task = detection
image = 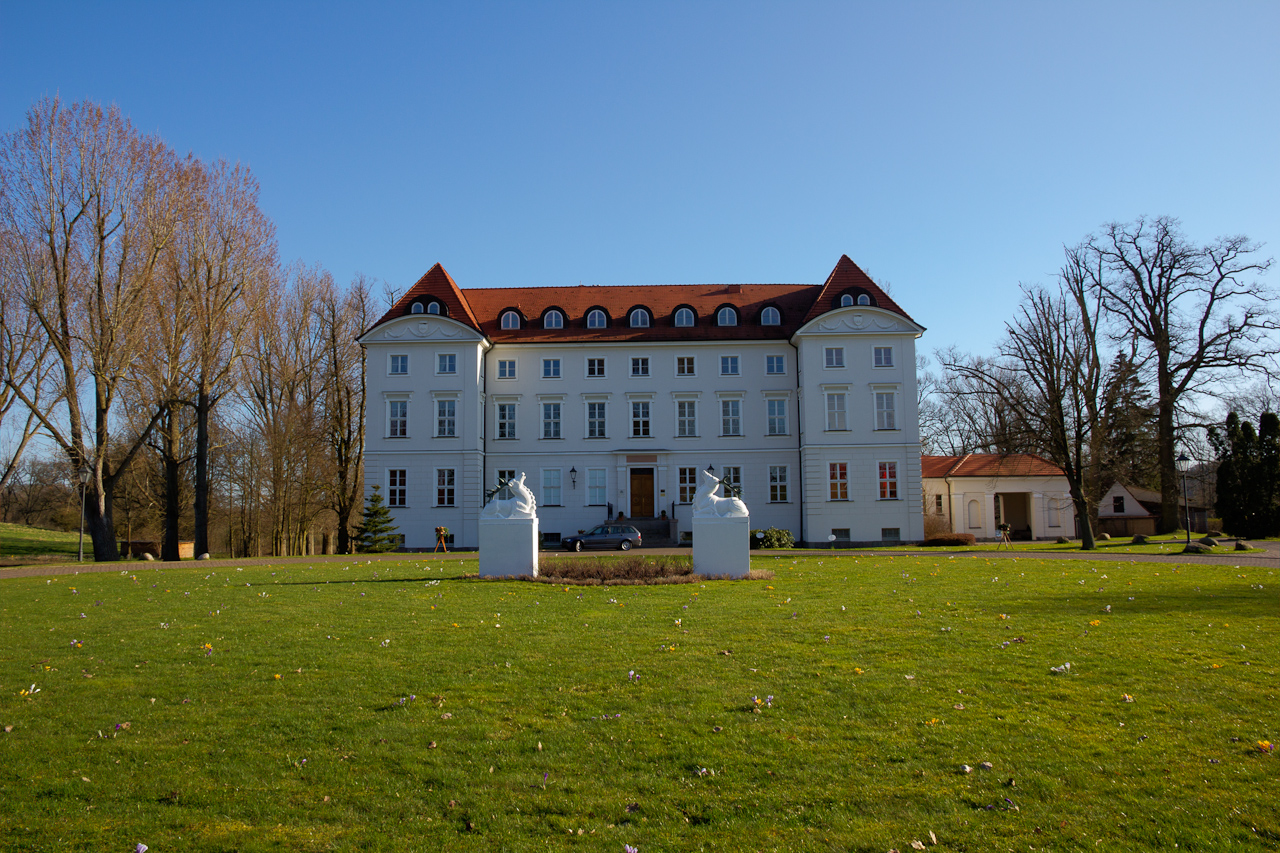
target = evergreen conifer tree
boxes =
[355,485,400,552]
[1209,412,1280,538]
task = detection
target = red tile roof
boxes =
[922,454,1066,478]
[367,256,920,342]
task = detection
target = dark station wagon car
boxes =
[562,524,643,551]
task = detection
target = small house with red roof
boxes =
[358,256,926,548]
[921,454,1074,540]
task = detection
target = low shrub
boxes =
[750,527,795,549]
[921,533,976,546]
[533,554,695,585]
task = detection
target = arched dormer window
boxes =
[674,307,695,327]
[760,306,781,326]
[586,309,607,329]
[427,302,441,315]
[857,294,871,306]
[501,310,521,330]
[543,310,564,329]
[716,306,738,327]
[629,308,650,328]
[411,302,424,314]
[839,294,854,308]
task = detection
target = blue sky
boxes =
[3,1,1277,356]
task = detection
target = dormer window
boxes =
[544,310,564,329]
[411,302,425,314]
[587,309,607,329]
[501,311,520,330]
[674,307,695,327]
[760,306,780,326]
[857,294,871,306]
[428,302,441,315]
[839,294,853,308]
[629,308,650,328]
[716,306,738,327]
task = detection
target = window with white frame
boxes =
[427,302,441,315]
[857,294,870,305]
[497,359,516,379]
[766,398,787,435]
[542,358,561,379]
[720,355,739,375]
[674,308,694,327]
[436,399,456,437]
[587,468,607,505]
[721,399,741,436]
[824,347,845,368]
[678,467,697,503]
[677,400,697,437]
[766,355,785,375]
[826,393,847,431]
[722,466,742,495]
[411,303,424,314]
[586,309,607,329]
[390,354,408,375]
[832,527,851,540]
[839,294,854,308]
[388,469,407,507]
[761,306,780,325]
[631,357,649,377]
[875,390,897,430]
[587,401,607,438]
[541,469,562,506]
[881,527,901,542]
[435,468,455,506]
[769,466,788,502]
[829,462,848,500]
[587,357,606,378]
[437,353,456,374]
[501,311,520,329]
[388,400,408,437]
[495,469,516,500]
[543,310,563,329]
[542,403,561,438]
[629,308,650,328]
[677,356,695,376]
[874,346,894,367]
[631,401,650,437]
[497,403,516,439]
[717,306,738,326]
[878,461,898,499]
[935,494,944,515]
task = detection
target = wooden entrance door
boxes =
[629,468,655,517]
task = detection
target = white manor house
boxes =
[359,255,926,549]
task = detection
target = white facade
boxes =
[359,258,926,548]
[921,455,1073,540]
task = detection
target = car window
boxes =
[590,526,607,535]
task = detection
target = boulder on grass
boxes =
[141,552,155,561]
[1198,536,1219,547]
[1183,542,1212,554]
[1234,540,1250,551]
[1132,534,1150,545]
[1097,532,1111,540]
[197,553,210,560]
[1055,536,1071,544]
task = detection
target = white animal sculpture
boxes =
[692,468,748,519]
[480,472,537,519]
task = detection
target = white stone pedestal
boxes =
[693,515,750,578]
[479,517,539,578]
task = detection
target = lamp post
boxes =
[77,464,91,562]
[569,467,577,489]
[1176,452,1191,544]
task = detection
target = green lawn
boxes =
[0,522,82,560]
[1,554,1276,851]
[867,532,1266,557]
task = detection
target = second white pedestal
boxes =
[479,516,540,578]
[693,515,750,578]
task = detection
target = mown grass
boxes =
[869,531,1267,557]
[1,554,1276,852]
[0,522,81,561]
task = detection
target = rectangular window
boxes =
[388,469,406,507]
[542,403,561,438]
[1112,495,1125,513]
[720,355,739,375]
[766,355,785,375]
[874,346,894,368]
[497,403,516,439]
[587,358,606,378]
[677,400,697,437]
[722,466,742,496]
[678,467,698,504]
[496,469,516,501]
[436,399,456,437]
[769,465,788,503]
[390,354,408,375]
[587,468,607,505]
[436,468,455,507]
[881,527,901,542]
[631,401,650,437]
[437,353,456,374]
[587,401,607,438]
[829,462,848,501]
[542,358,561,379]
[824,347,844,368]
[631,357,649,377]
[388,400,408,437]
[832,528,851,541]
[879,461,898,500]
[876,391,896,430]
[826,393,847,431]
[497,359,516,379]
[767,399,787,435]
[542,469,562,506]
[721,399,741,436]
[935,494,944,514]
[677,356,695,376]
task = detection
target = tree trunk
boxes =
[85,485,120,561]
[194,387,211,556]
[1157,388,1179,534]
